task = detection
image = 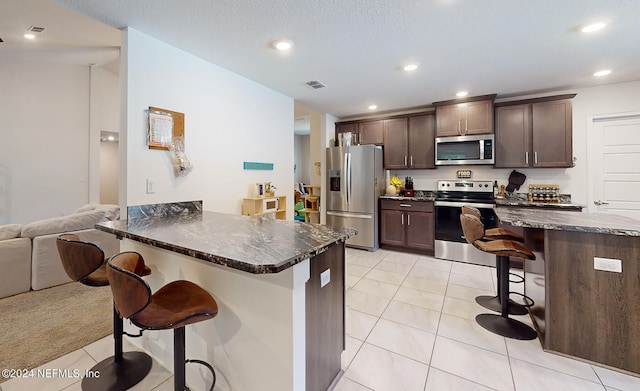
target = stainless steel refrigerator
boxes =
[326,144,384,251]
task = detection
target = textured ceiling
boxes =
[5,0,640,119]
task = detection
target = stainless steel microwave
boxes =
[435,134,495,165]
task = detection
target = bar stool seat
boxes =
[56,234,153,391]
[460,214,538,340]
[107,251,219,391]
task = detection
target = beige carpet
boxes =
[0,282,112,383]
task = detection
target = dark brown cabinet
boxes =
[383,115,435,169]
[495,95,574,168]
[335,121,383,146]
[380,200,434,252]
[434,96,495,136]
[358,120,384,145]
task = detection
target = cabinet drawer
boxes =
[380,200,433,212]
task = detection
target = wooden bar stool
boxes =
[56,234,152,391]
[107,251,219,391]
[462,205,529,315]
[460,214,537,340]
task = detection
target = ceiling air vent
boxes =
[305,80,326,90]
[28,26,46,33]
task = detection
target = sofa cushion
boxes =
[20,209,106,239]
[0,224,23,241]
[73,203,100,214]
[95,204,120,221]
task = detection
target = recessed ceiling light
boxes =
[581,22,606,33]
[272,39,293,51]
[107,136,115,141]
[456,91,468,97]
[24,33,36,40]
[593,69,611,77]
[368,105,378,110]
[403,64,418,72]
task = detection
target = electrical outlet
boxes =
[146,179,156,194]
[594,257,622,273]
[320,269,330,288]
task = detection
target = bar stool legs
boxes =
[475,256,537,340]
[475,259,529,316]
[81,308,152,391]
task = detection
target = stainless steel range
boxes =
[434,180,497,267]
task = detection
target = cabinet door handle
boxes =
[399,204,412,207]
[534,151,538,164]
[410,155,413,167]
[407,214,411,225]
[404,155,408,166]
[401,214,404,225]
[525,151,529,165]
[457,121,461,135]
[465,120,468,132]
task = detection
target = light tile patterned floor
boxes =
[3,248,640,391]
[336,248,640,391]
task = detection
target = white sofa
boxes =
[0,204,120,298]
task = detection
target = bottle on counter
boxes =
[493,180,498,196]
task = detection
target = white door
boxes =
[589,113,640,220]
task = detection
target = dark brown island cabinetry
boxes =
[495,94,575,168]
[335,120,383,145]
[383,115,435,169]
[380,200,434,253]
[433,94,496,136]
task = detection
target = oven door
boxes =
[434,201,497,266]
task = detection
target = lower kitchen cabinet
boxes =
[380,200,434,253]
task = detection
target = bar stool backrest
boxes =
[461,205,482,220]
[56,233,105,283]
[107,252,152,319]
[460,213,486,244]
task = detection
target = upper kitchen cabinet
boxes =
[358,120,384,145]
[335,122,357,145]
[495,94,575,168]
[383,114,435,169]
[335,120,383,145]
[434,94,497,136]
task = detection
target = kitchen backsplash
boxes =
[388,166,575,197]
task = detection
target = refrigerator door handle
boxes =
[346,152,352,205]
[343,152,349,205]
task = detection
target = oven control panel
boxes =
[438,180,493,193]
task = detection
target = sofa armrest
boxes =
[31,228,119,291]
[0,238,31,298]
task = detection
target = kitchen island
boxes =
[495,207,640,376]
[96,201,356,391]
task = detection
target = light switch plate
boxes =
[320,269,330,288]
[594,257,622,273]
[146,179,156,194]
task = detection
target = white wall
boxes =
[99,141,119,204]
[0,61,91,224]
[122,28,294,217]
[294,135,310,184]
[390,81,640,206]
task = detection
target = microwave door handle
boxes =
[480,140,485,159]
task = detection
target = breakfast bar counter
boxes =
[96,201,356,391]
[494,207,640,376]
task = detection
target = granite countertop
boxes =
[96,204,356,274]
[495,207,640,236]
[380,190,436,201]
[495,198,585,210]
